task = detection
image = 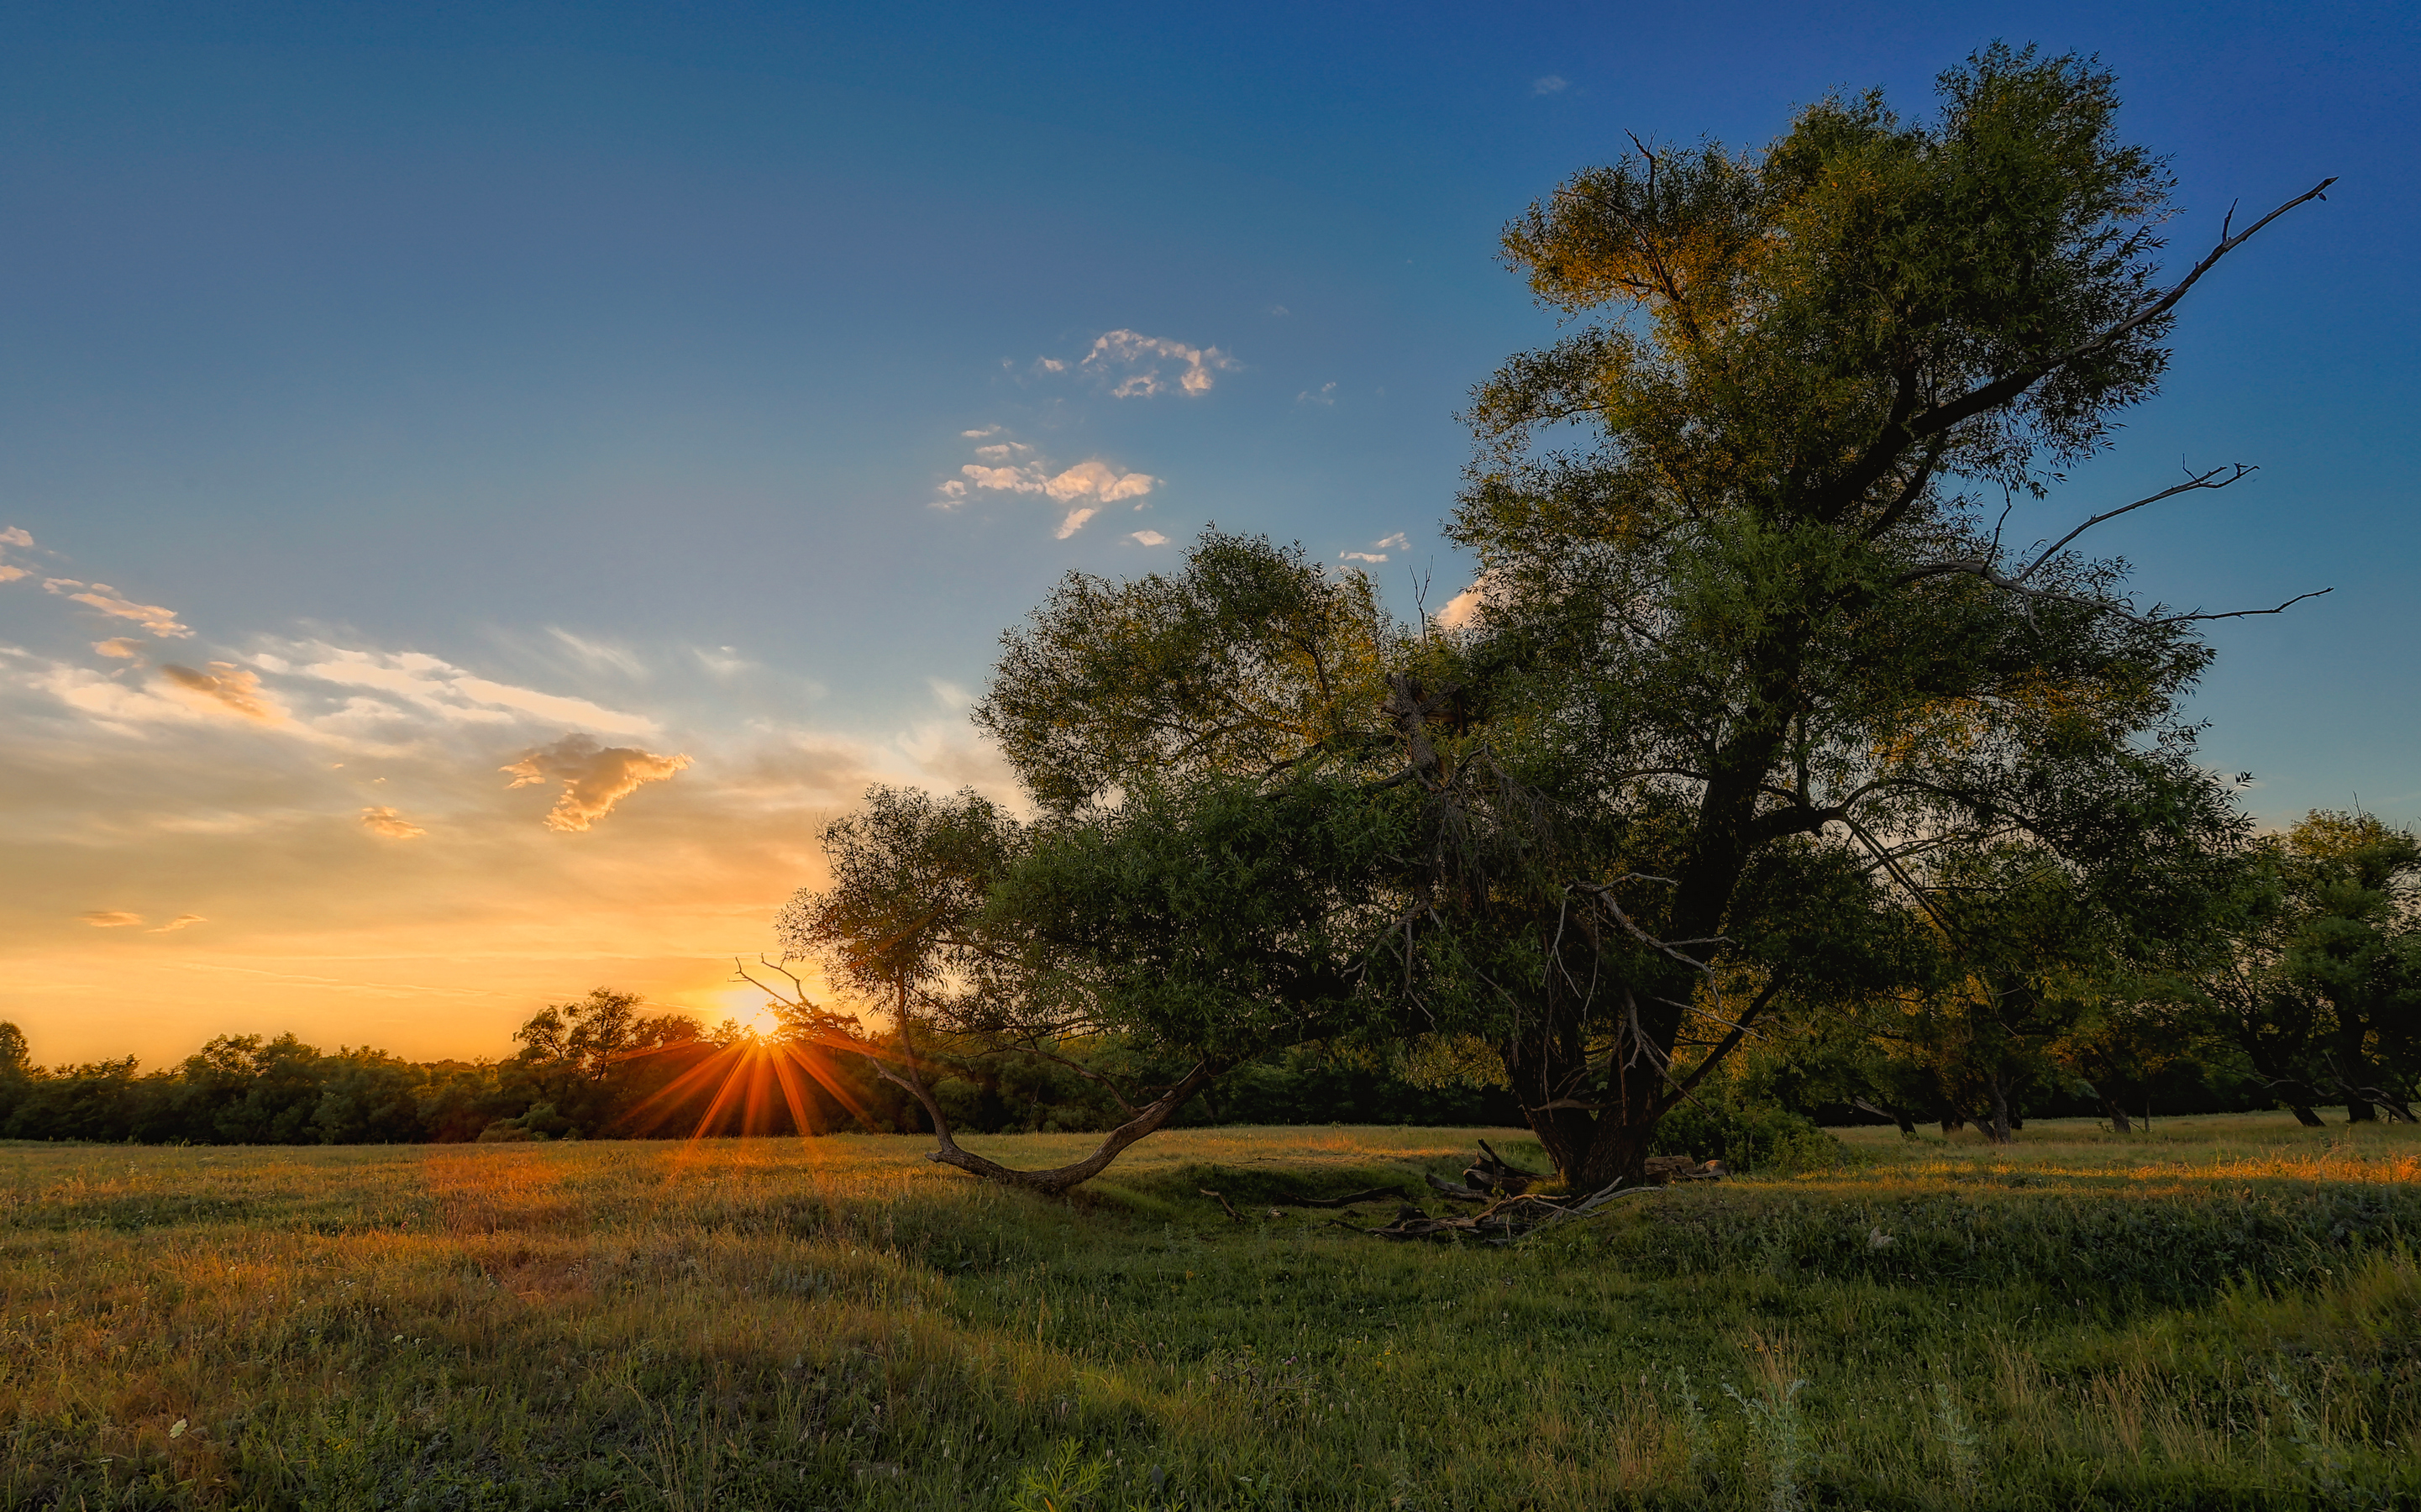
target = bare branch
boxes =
[1907,180,2338,447]
[2011,464,2253,581]
[2154,588,2334,624]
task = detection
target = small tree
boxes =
[2275,811,2418,1121]
[773,776,1400,1190]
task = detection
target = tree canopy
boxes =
[780,45,2336,1192]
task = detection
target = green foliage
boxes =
[1649,1095,1843,1176]
[975,530,1397,815]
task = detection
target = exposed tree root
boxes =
[1337,1143,1722,1242]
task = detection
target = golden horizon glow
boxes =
[0,542,1019,1071]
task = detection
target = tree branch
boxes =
[2010,464,2253,581]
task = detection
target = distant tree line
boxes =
[0,988,1525,1147]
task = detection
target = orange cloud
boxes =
[94,638,145,659]
[81,911,144,927]
[502,734,692,832]
[44,579,192,638]
[159,662,278,720]
[360,806,427,839]
[153,914,207,932]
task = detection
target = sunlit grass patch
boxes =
[1,1115,2417,1508]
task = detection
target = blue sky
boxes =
[2,1,2413,1062]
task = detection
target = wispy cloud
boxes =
[1055,507,1099,539]
[1532,75,1568,96]
[547,627,647,678]
[159,662,280,721]
[152,913,207,932]
[1130,530,1168,546]
[93,638,144,659]
[0,526,32,583]
[1340,532,1410,564]
[265,644,661,737]
[43,579,192,638]
[1296,382,1337,406]
[360,806,426,839]
[502,733,692,832]
[81,911,144,927]
[1075,330,1237,397]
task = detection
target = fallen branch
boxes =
[1268,1187,1409,1209]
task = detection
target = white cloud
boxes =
[942,433,1161,519]
[1297,382,1337,406]
[1437,584,1490,629]
[1532,75,1568,96]
[502,733,692,832]
[0,528,29,548]
[1056,507,1099,539]
[42,579,192,638]
[927,678,973,710]
[81,911,144,927]
[1076,330,1238,397]
[360,806,426,839]
[1342,532,1410,564]
[280,645,661,737]
[548,627,647,678]
[32,662,231,731]
[1033,357,1068,374]
[961,426,1002,438]
[1130,530,1169,547]
[1044,460,1157,504]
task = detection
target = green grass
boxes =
[3,1116,2418,1509]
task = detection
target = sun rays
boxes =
[613,1027,880,1142]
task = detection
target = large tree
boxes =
[976,46,2326,1189]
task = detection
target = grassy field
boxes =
[3,1116,2418,1510]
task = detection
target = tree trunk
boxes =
[2287,1103,2326,1128]
[2095,1090,2132,1136]
[2331,1026,2379,1123]
[1851,1098,1918,1137]
[1985,1074,2013,1145]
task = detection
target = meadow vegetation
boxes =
[4,1114,2416,1509]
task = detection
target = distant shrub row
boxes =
[0,991,1526,1147]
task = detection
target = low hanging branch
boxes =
[868,1045,1227,1194]
[735,958,1229,1195]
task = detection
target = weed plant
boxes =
[1,1116,2416,1509]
